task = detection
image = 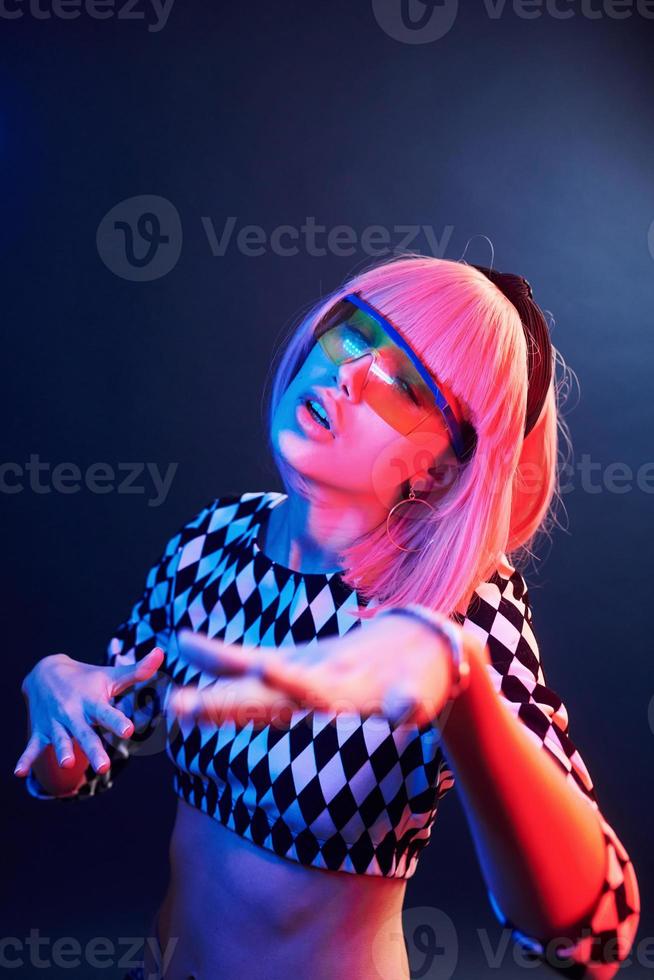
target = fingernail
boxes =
[60,755,73,766]
[14,765,23,775]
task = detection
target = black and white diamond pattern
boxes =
[161,491,454,877]
[26,490,639,975]
[453,570,639,973]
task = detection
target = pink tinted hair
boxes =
[264,253,573,620]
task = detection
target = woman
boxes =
[16,256,640,979]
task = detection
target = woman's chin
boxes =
[277,428,333,460]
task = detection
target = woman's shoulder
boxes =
[173,490,279,546]
[455,553,528,613]
[457,553,537,669]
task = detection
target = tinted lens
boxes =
[365,355,438,434]
[317,308,377,361]
[315,306,439,435]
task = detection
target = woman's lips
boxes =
[303,389,339,434]
[296,402,334,442]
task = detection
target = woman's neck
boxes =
[262,489,386,575]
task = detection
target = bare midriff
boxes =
[144,798,409,980]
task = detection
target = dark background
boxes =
[3,2,653,977]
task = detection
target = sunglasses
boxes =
[313,293,474,461]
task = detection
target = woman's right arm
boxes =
[15,496,222,801]
[16,648,165,797]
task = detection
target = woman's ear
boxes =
[424,456,459,497]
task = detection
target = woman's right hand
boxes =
[14,647,165,781]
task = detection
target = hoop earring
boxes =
[386,482,436,553]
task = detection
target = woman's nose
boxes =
[336,353,374,402]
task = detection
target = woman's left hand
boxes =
[168,613,485,729]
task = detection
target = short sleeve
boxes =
[25,501,217,802]
[455,566,641,977]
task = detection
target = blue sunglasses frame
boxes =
[319,292,472,461]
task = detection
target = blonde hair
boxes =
[264,253,573,619]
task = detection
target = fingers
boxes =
[110,647,164,697]
[69,721,111,773]
[176,630,340,679]
[51,720,76,767]
[169,677,300,729]
[246,638,357,705]
[87,701,134,739]
[14,731,48,777]
[176,630,257,676]
[257,657,328,705]
[248,657,433,723]
[167,622,451,727]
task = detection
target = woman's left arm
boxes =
[167,579,640,978]
[422,586,641,979]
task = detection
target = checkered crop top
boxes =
[27,490,640,976]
